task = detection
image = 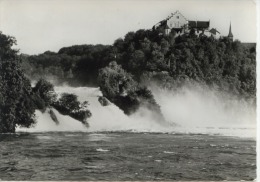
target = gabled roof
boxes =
[209,28,220,35]
[168,10,188,21]
[188,21,210,29]
[196,21,210,28]
[188,21,197,28]
[154,20,170,29]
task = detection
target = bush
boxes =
[32,94,46,112]
[57,93,80,112]
[33,79,57,108]
[52,93,91,126]
[98,62,165,122]
[113,87,164,121]
[98,61,137,99]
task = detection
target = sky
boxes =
[0,0,257,55]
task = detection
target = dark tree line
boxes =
[21,45,112,86]
[21,28,256,101]
[111,29,255,100]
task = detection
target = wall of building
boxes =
[166,12,188,29]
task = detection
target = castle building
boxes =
[208,28,221,39]
[153,11,221,39]
[164,11,188,35]
[153,11,188,35]
[188,20,210,32]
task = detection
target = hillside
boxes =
[21,28,256,100]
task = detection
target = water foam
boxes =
[152,84,256,138]
[17,108,87,132]
[18,85,256,138]
[18,86,165,133]
[153,85,256,127]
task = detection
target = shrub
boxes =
[33,79,57,107]
[52,93,91,126]
[98,62,165,122]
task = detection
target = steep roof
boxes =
[188,21,210,29]
[168,10,188,21]
[196,21,210,28]
[160,20,170,29]
[209,28,220,35]
[188,21,197,28]
[228,22,233,37]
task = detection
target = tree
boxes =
[98,61,165,121]
[128,50,146,76]
[18,27,256,103]
[33,79,57,107]
[98,61,137,99]
[57,93,80,112]
[0,32,36,133]
[52,93,91,125]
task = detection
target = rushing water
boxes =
[17,86,256,138]
[1,86,256,180]
[0,132,256,181]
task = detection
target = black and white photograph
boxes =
[0,0,257,181]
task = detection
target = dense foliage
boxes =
[0,32,36,133]
[31,79,92,126]
[0,31,92,133]
[52,93,91,126]
[32,78,57,111]
[21,45,112,86]
[0,17,256,131]
[21,29,256,101]
[98,61,165,121]
[112,30,256,100]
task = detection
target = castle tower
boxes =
[227,22,233,41]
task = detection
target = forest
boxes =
[0,26,256,132]
[21,28,256,100]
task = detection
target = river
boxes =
[0,132,256,180]
[0,86,256,180]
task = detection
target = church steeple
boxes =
[228,22,233,41]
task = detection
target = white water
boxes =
[54,87,166,132]
[18,86,165,133]
[17,108,87,132]
[18,85,256,138]
[152,85,256,137]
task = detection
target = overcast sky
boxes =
[0,0,257,55]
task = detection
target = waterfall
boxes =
[17,85,256,138]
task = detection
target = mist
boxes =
[151,83,256,135]
[18,83,256,138]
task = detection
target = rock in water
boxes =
[49,109,59,125]
[98,96,110,106]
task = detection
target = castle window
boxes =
[177,16,179,19]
